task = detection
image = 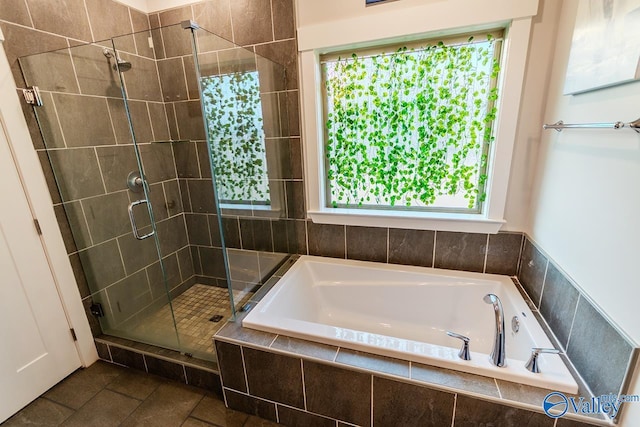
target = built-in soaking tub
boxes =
[242,256,578,394]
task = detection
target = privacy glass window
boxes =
[202,71,270,205]
[321,33,502,212]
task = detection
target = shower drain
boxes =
[209,314,224,323]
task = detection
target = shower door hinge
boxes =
[22,86,43,107]
[180,19,200,30]
[33,218,42,235]
[70,328,78,342]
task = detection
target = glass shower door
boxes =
[19,41,181,350]
[187,24,297,319]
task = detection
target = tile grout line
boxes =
[269,0,276,42]
[145,102,157,141]
[482,234,489,273]
[128,8,139,57]
[82,0,96,42]
[343,225,347,259]
[48,92,69,149]
[192,142,203,179]
[565,295,581,352]
[251,37,296,47]
[227,0,236,44]
[300,359,308,411]
[386,227,389,263]
[494,378,502,398]
[516,233,525,276]
[239,346,250,394]
[104,96,122,144]
[432,230,437,267]
[537,258,549,308]
[142,353,149,373]
[77,199,95,247]
[22,0,35,28]
[370,374,374,426]
[106,343,113,362]
[304,219,309,255]
[450,393,457,427]
[0,20,91,49]
[180,57,191,100]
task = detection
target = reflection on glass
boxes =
[201,71,270,206]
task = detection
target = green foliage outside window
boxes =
[323,34,501,211]
[202,71,270,204]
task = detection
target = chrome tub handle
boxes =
[446,331,471,361]
[525,347,561,373]
[128,199,155,240]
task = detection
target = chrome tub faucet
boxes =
[483,293,506,367]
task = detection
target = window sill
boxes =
[220,203,282,219]
[308,209,505,234]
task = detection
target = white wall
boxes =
[527,1,640,424]
[529,0,640,344]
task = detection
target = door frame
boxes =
[0,28,97,366]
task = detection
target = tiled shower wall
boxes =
[1,0,302,337]
[1,0,193,335]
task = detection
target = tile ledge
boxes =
[213,328,611,426]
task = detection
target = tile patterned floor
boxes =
[128,285,252,360]
[2,361,277,427]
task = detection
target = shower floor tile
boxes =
[128,284,252,360]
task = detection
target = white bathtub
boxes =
[242,256,578,393]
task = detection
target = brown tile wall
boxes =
[1,0,193,335]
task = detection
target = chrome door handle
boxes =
[127,199,155,240]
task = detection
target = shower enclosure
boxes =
[19,22,298,361]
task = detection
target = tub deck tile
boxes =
[336,348,410,378]
[216,320,277,347]
[410,363,500,398]
[496,380,558,405]
[271,336,338,361]
[249,276,280,304]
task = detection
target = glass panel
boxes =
[191,26,296,320]
[17,21,296,363]
[19,40,181,351]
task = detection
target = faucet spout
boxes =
[483,293,506,367]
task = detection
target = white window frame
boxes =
[297,2,537,234]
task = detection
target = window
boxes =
[201,71,270,207]
[321,32,502,213]
[298,9,535,233]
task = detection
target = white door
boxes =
[0,119,82,422]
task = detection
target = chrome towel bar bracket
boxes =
[543,117,640,133]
